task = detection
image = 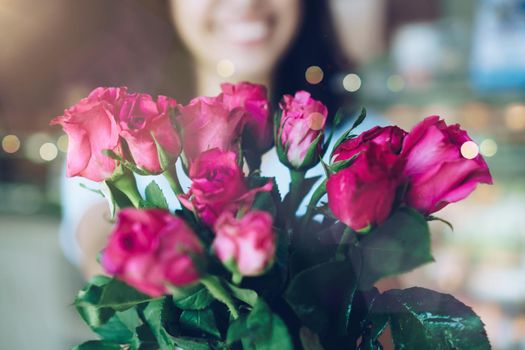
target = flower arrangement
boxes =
[52,82,493,350]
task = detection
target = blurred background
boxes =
[1,0,525,349]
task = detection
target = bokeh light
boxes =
[57,134,68,153]
[39,142,58,161]
[24,132,52,163]
[2,134,21,154]
[305,66,324,85]
[480,139,498,157]
[307,112,325,131]
[461,141,479,159]
[342,73,361,92]
[386,74,405,92]
[216,59,235,78]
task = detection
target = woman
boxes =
[61,0,346,277]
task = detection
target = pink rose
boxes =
[221,82,272,151]
[179,148,272,226]
[50,87,125,182]
[213,211,275,276]
[278,91,328,169]
[332,126,407,162]
[178,95,245,166]
[401,116,493,215]
[101,208,204,297]
[327,143,404,231]
[118,93,180,173]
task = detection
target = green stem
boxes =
[335,227,354,261]
[163,168,183,196]
[300,179,327,232]
[201,275,239,319]
[289,169,306,216]
[232,273,243,286]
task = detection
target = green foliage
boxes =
[354,208,434,290]
[284,261,358,336]
[180,309,221,338]
[360,288,491,350]
[172,285,215,310]
[75,276,157,347]
[143,180,169,210]
[227,300,293,350]
[330,108,366,159]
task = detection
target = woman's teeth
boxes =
[222,21,269,43]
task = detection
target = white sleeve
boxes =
[59,160,190,266]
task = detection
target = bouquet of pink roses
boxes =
[52,83,493,350]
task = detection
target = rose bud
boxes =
[213,211,275,276]
[118,93,181,173]
[332,125,407,162]
[401,116,493,215]
[50,87,126,182]
[178,95,245,167]
[101,208,204,297]
[327,143,404,231]
[178,148,272,226]
[221,82,272,151]
[277,91,328,169]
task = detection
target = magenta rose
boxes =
[118,93,180,173]
[401,116,493,215]
[332,126,407,162]
[179,148,272,226]
[101,208,204,297]
[213,210,275,276]
[278,91,328,169]
[221,82,272,151]
[50,87,126,182]
[178,95,245,166]
[327,143,404,231]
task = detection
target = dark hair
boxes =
[273,1,348,116]
[140,0,348,115]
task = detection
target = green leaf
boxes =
[105,167,143,209]
[298,131,324,170]
[349,108,367,132]
[329,153,360,173]
[225,283,258,307]
[305,179,327,213]
[355,208,434,290]
[72,340,123,350]
[427,215,454,231]
[172,285,215,310]
[172,337,214,350]
[75,276,157,343]
[180,309,221,338]
[358,291,390,350]
[76,276,156,313]
[144,180,169,210]
[386,287,491,350]
[141,299,178,349]
[151,133,171,171]
[284,261,359,335]
[330,108,365,156]
[227,300,293,350]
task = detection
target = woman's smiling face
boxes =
[169,0,301,79]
